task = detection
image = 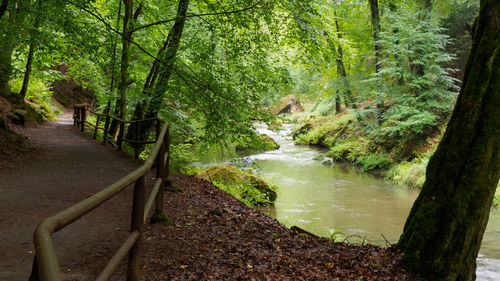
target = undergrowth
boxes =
[10,78,63,121]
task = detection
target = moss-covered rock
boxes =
[198,165,277,207]
[236,134,280,153]
[292,122,313,140]
[294,113,354,147]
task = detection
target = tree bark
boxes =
[126,39,168,142]
[333,10,356,109]
[20,1,42,98]
[335,93,341,114]
[0,0,8,20]
[105,0,122,137]
[0,0,23,101]
[368,0,381,73]
[135,0,189,142]
[418,0,433,21]
[397,1,500,280]
[118,0,133,121]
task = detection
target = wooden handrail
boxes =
[73,104,161,158]
[29,104,171,281]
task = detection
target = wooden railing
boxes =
[29,105,171,281]
[73,103,160,158]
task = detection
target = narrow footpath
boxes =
[0,113,143,280]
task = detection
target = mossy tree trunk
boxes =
[131,0,189,145]
[368,0,381,73]
[397,1,500,280]
[118,0,133,122]
[333,10,356,109]
[125,39,168,142]
[0,0,24,102]
[20,0,42,99]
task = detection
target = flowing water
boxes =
[199,122,500,280]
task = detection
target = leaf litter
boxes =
[129,174,416,280]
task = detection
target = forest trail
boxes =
[0,112,143,280]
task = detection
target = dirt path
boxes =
[0,112,143,280]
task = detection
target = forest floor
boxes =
[0,113,416,281]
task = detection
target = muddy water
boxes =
[245,123,500,280]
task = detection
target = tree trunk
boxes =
[397,1,500,280]
[137,0,189,142]
[126,39,168,142]
[105,0,122,137]
[0,36,14,99]
[20,2,42,98]
[118,0,133,122]
[333,10,356,109]
[0,0,22,102]
[0,0,8,19]
[335,93,341,114]
[418,0,433,21]
[368,0,381,73]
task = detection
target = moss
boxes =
[198,165,277,207]
[326,138,367,162]
[236,134,279,153]
[294,113,354,147]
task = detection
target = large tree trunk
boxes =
[333,10,356,109]
[105,0,122,137]
[0,35,14,98]
[0,0,8,19]
[20,2,42,98]
[368,0,381,73]
[118,0,133,121]
[125,39,168,142]
[418,0,433,21]
[0,0,22,102]
[397,1,500,280]
[135,0,189,143]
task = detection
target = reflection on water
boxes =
[200,122,500,279]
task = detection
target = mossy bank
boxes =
[197,165,277,207]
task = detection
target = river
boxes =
[199,122,500,280]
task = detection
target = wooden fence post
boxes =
[93,115,101,139]
[127,175,145,281]
[102,115,110,145]
[117,122,124,151]
[153,134,165,220]
[28,257,40,281]
[80,106,86,133]
[73,107,77,127]
[134,122,140,159]
[164,125,171,188]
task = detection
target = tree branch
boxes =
[131,1,262,32]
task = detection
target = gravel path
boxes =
[0,112,143,280]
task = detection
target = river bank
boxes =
[207,121,500,280]
[129,174,416,280]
